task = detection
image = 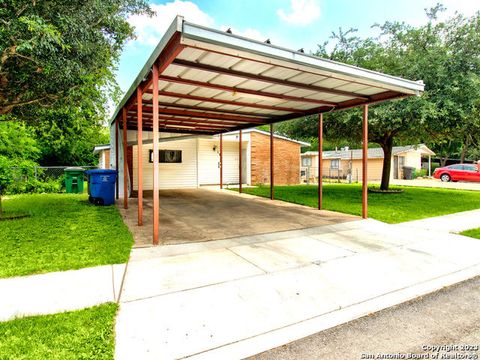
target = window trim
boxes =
[148,149,182,163]
[330,159,340,169]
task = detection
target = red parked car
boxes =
[433,163,480,182]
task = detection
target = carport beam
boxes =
[152,63,160,245]
[270,123,274,200]
[122,108,128,209]
[219,134,223,189]
[318,113,323,210]
[362,105,368,219]
[137,87,143,226]
[239,130,242,193]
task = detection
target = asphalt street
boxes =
[250,276,480,360]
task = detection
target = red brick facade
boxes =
[250,132,301,185]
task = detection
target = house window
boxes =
[330,159,339,169]
[302,157,312,166]
[149,150,182,163]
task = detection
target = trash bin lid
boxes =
[84,169,117,175]
[64,167,85,172]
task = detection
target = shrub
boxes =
[413,169,428,178]
[7,178,63,194]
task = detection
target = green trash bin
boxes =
[64,167,85,194]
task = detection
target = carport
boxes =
[111,16,424,245]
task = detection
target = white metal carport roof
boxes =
[111,16,424,135]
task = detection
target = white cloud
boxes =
[441,0,480,17]
[127,0,214,46]
[277,0,321,26]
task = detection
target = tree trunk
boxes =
[440,156,448,167]
[460,146,466,164]
[460,139,469,164]
[379,136,394,191]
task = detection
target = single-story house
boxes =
[109,128,308,195]
[93,144,111,169]
[301,144,435,182]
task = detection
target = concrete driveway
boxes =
[118,189,356,247]
[115,217,480,359]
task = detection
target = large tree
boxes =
[0,0,151,119]
[31,106,109,165]
[277,6,480,190]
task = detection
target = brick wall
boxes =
[250,132,300,185]
[104,150,110,169]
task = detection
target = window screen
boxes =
[149,150,182,163]
[302,157,312,166]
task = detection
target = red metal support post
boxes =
[239,130,242,193]
[318,113,323,210]
[152,63,160,245]
[115,118,119,199]
[270,123,274,200]
[219,134,223,189]
[137,87,143,226]
[122,108,128,209]
[362,105,368,219]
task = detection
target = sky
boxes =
[116,0,480,93]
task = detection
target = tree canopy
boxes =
[277,5,480,189]
[0,0,151,119]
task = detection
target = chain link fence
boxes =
[11,166,98,182]
[34,166,97,181]
[301,166,359,184]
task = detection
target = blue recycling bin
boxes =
[85,169,117,206]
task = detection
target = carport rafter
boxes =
[157,75,339,106]
[131,105,268,123]
[149,89,306,114]
[172,59,370,101]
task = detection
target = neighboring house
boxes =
[301,144,435,182]
[110,128,309,195]
[93,144,110,169]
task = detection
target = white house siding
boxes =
[222,141,243,184]
[198,139,221,185]
[132,138,198,190]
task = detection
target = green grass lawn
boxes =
[0,303,117,360]
[234,184,480,223]
[461,228,480,239]
[0,194,133,278]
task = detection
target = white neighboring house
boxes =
[93,144,111,169]
[108,128,309,197]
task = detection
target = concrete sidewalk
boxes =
[0,264,125,321]
[115,219,480,360]
[399,208,480,233]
